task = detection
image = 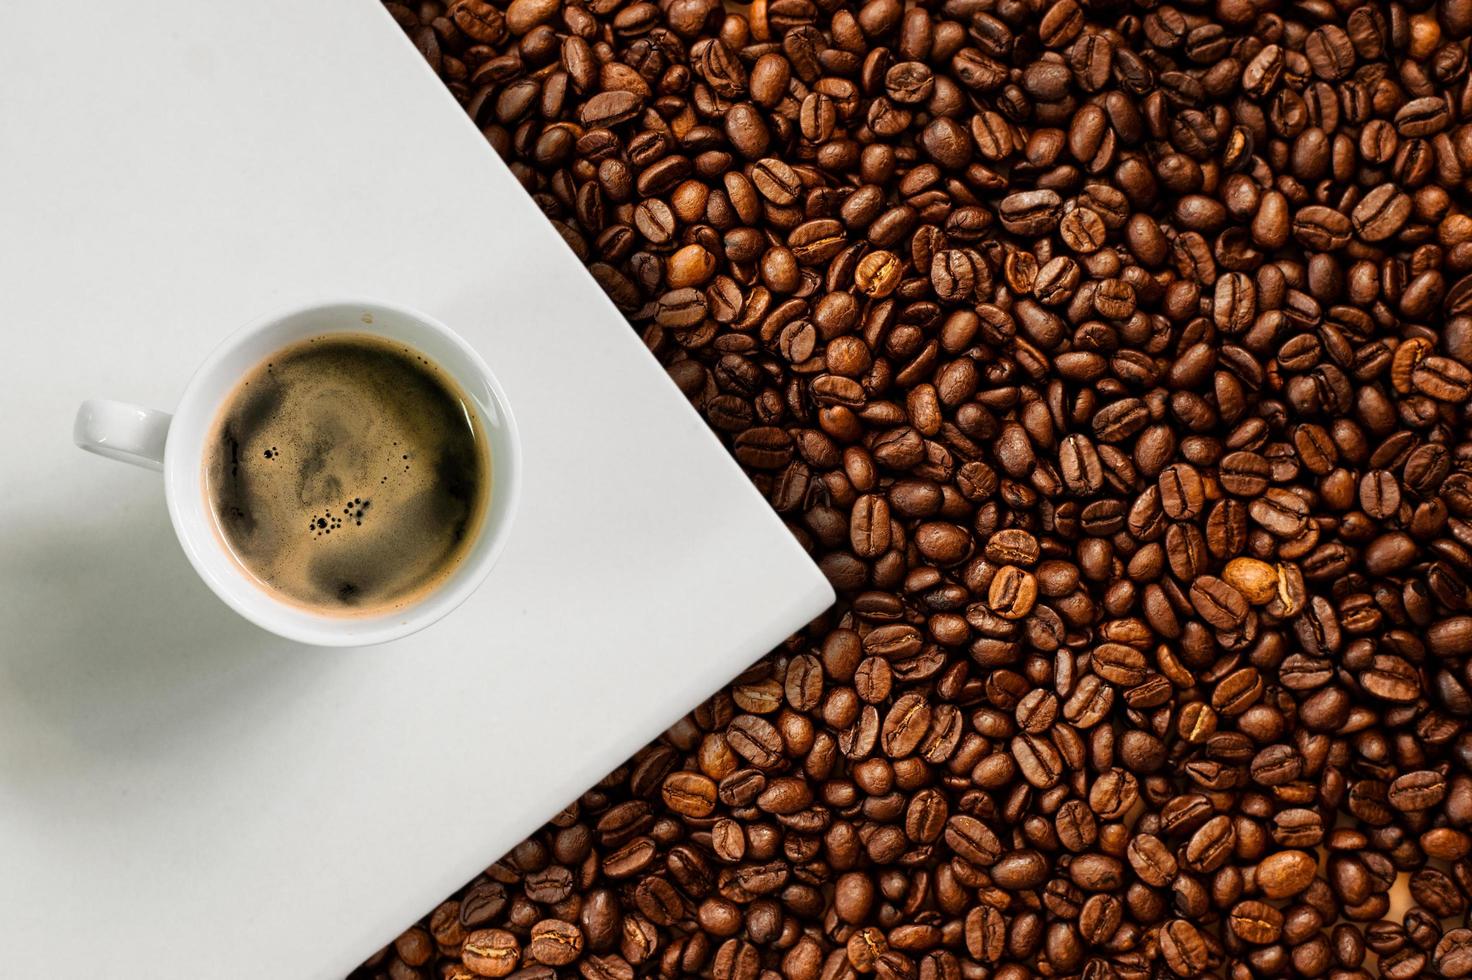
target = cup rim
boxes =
[163,297,522,646]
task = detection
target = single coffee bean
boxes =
[1249,488,1310,538]
[1091,643,1148,686]
[1126,833,1177,887]
[580,90,644,128]
[1158,463,1205,520]
[987,565,1037,619]
[1413,355,1472,401]
[1160,919,1209,976]
[1388,771,1447,812]
[964,906,1006,963]
[1220,450,1271,495]
[751,158,801,205]
[913,522,969,565]
[1221,557,1277,605]
[880,692,932,757]
[1182,815,1236,874]
[463,929,520,978]
[1431,617,1472,656]
[1436,929,1472,979]
[944,814,1001,867]
[1293,205,1353,250]
[998,190,1063,236]
[1352,183,1412,241]
[1229,900,1285,944]
[1211,667,1264,716]
[1257,850,1318,899]
[991,849,1050,889]
[1012,733,1063,789]
[1058,208,1106,253]
[855,250,904,298]
[661,771,718,817]
[1189,576,1248,630]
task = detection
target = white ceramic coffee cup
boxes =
[74,298,521,646]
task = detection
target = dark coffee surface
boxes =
[205,333,488,615]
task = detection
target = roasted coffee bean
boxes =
[1183,815,1236,874]
[1353,184,1412,242]
[1091,643,1147,687]
[372,1,1472,977]
[1414,355,1472,402]
[1126,833,1177,887]
[1250,488,1310,538]
[854,250,904,298]
[1437,929,1472,979]
[1229,900,1285,945]
[1059,208,1106,253]
[1257,850,1318,899]
[1294,205,1353,249]
[964,906,1005,963]
[579,90,643,128]
[1220,451,1270,496]
[1159,463,1205,520]
[462,929,520,978]
[1431,617,1472,656]
[526,920,584,966]
[1160,919,1209,976]
[987,565,1037,619]
[999,190,1062,236]
[1012,733,1063,788]
[661,771,718,818]
[1189,576,1248,630]
[944,814,1001,867]
[751,158,801,206]
[1388,771,1447,812]
[460,881,509,929]
[1221,557,1277,605]
[991,849,1049,889]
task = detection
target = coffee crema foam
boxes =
[204,333,490,616]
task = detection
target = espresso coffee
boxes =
[204,333,489,615]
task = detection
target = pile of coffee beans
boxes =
[359,0,1472,976]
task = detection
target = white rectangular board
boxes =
[0,3,834,977]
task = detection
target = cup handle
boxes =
[74,398,172,471]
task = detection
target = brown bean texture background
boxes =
[356,0,1472,977]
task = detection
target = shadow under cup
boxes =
[166,300,521,646]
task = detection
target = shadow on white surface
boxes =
[0,495,331,793]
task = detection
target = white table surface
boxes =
[0,3,832,977]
